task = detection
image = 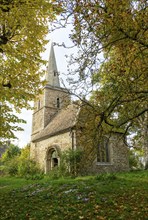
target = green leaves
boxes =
[0,0,61,141]
[1,144,21,163]
[1,144,43,177]
[58,0,148,139]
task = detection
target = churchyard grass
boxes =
[0,171,148,220]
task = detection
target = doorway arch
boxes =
[45,145,61,174]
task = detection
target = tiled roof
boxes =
[32,104,79,142]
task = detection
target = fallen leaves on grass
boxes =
[0,172,148,220]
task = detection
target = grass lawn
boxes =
[0,171,148,220]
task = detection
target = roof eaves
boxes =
[32,127,73,143]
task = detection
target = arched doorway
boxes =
[51,150,59,168]
[45,146,60,174]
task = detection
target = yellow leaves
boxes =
[95,204,101,209]
[79,216,84,219]
[96,216,106,220]
[0,0,60,140]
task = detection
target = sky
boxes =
[14,25,75,148]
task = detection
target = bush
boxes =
[48,149,83,179]
[17,144,43,178]
[2,156,19,176]
[47,167,62,180]
[61,149,83,176]
[1,144,21,163]
[1,144,43,179]
[18,159,42,177]
[18,145,43,179]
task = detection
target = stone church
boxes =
[30,44,129,174]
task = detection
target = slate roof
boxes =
[32,104,80,142]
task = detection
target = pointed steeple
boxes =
[46,42,60,87]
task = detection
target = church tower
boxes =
[31,43,71,138]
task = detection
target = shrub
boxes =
[2,156,19,176]
[1,144,43,179]
[17,144,43,179]
[18,159,42,177]
[1,144,21,163]
[48,149,83,179]
[60,149,83,176]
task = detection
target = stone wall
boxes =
[32,108,45,135]
[44,86,70,110]
[32,86,70,136]
[110,135,129,171]
[30,131,72,172]
[87,134,129,173]
[30,131,129,174]
[34,93,44,111]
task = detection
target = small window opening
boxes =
[57,98,60,108]
[54,71,57,76]
[38,100,40,110]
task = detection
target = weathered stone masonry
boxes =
[30,43,129,174]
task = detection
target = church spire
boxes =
[46,42,60,87]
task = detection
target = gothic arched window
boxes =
[97,137,110,163]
